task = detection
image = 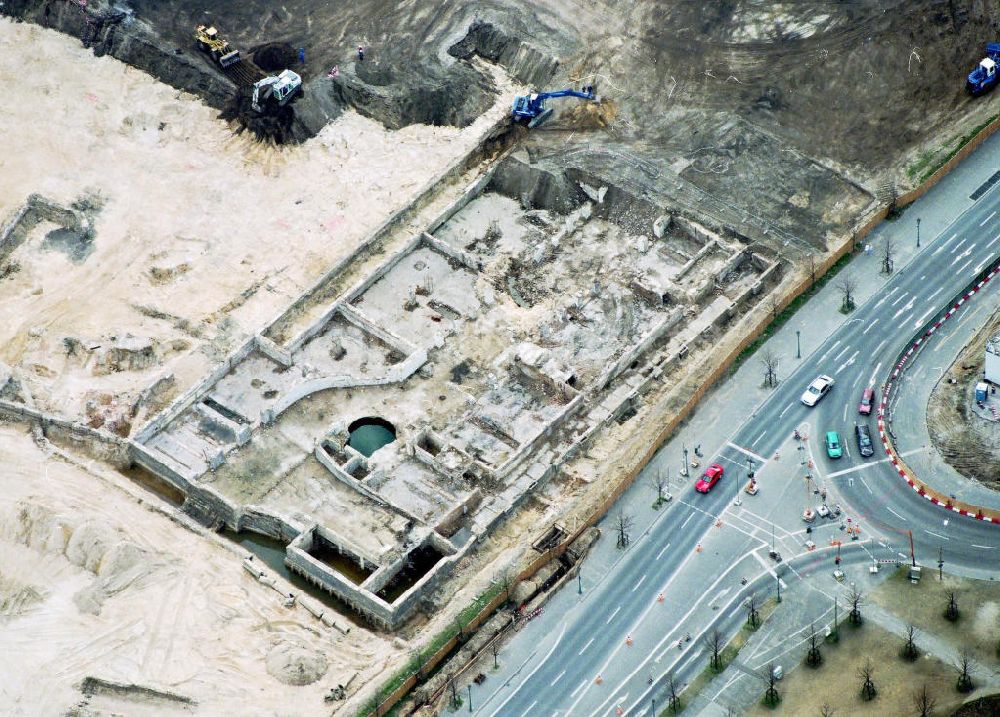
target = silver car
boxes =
[801,374,835,406]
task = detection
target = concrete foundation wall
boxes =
[263,349,428,424]
[134,337,257,444]
[598,310,684,390]
[254,335,292,367]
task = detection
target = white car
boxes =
[800,374,835,406]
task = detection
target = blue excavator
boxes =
[511,87,597,128]
[967,43,1000,95]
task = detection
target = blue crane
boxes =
[511,87,597,128]
[967,43,1000,95]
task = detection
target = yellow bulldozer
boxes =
[195,25,241,68]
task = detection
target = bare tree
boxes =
[847,587,864,626]
[819,704,836,717]
[761,662,780,707]
[857,657,877,701]
[901,623,920,662]
[746,594,761,630]
[666,672,681,713]
[761,349,779,388]
[704,629,724,672]
[881,236,895,275]
[943,590,960,622]
[806,623,823,668]
[769,293,780,321]
[955,650,975,693]
[650,468,670,508]
[491,638,500,669]
[615,510,634,549]
[808,255,818,288]
[836,274,857,313]
[912,683,936,717]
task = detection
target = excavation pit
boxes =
[375,542,444,604]
[305,532,377,586]
[347,417,396,458]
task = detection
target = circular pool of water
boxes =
[347,417,396,457]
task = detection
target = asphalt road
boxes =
[474,184,1000,717]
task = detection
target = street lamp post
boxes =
[917,217,921,248]
[578,569,583,595]
[796,330,801,359]
[468,685,473,712]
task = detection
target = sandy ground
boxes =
[927,307,1000,487]
[0,18,513,423]
[745,622,966,717]
[0,421,402,715]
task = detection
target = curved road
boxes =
[474,185,1000,717]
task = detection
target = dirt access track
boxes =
[5,1,1000,715]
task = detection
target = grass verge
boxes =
[732,252,853,372]
[358,581,507,716]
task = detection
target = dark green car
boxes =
[825,431,843,459]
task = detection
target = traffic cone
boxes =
[657,593,665,603]
[595,675,603,685]
[715,519,722,528]
[695,543,703,553]
[616,707,624,716]
[626,635,633,646]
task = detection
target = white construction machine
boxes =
[251,70,302,113]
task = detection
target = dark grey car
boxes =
[855,424,874,458]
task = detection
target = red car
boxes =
[695,463,724,493]
[858,387,874,416]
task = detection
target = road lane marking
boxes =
[987,232,1000,249]
[958,257,974,274]
[862,318,879,335]
[818,339,841,363]
[779,403,793,418]
[891,292,908,307]
[835,350,859,375]
[913,307,935,328]
[887,507,906,521]
[520,701,537,717]
[980,210,996,226]
[827,448,925,477]
[656,542,671,560]
[834,345,850,362]
[892,298,915,319]
[974,258,990,275]
[953,237,968,251]
[842,402,848,421]
[551,670,566,687]
[868,362,882,386]
[924,529,949,541]
[874,286,899,308]
[751,430,767,448]
[606,606,621,624]
[680,514,694,530]
[932,233,959,255]
[579,637,595,655]
[570,680,587,698]
[858,475,873,494]
[924,287,943,303]
[632,574,647,592]
[873,339,888,356]
[726,442,767,464]
[972,544,995,550]
[950,248,973,267]
[752,549,778,578]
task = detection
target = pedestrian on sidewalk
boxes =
[357,45,365,62]
[299,47,305,64]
